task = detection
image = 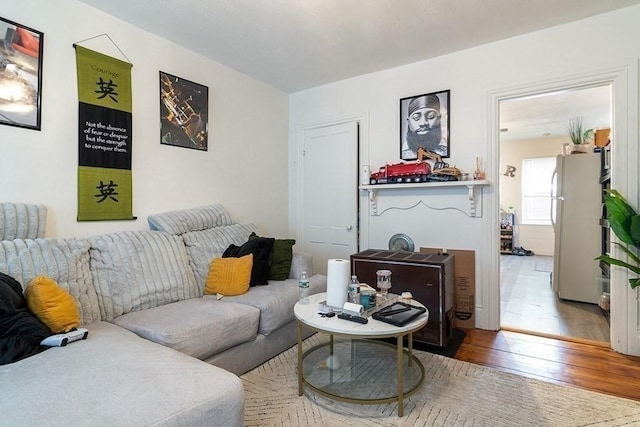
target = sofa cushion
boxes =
[25,275,80,333]
[0,321,245,426]
[0,237,101,325]
[88,230,200,321]
[205,255,252,296]
[0,202,47,240]
[223,237,274,287]
[218,274,327,335]
[112,298,260,360]
[181,223,257,287]
[249,232,296,281]
[147,204,234,235]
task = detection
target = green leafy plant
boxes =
[596,189,640,289]
[567,117,586,145]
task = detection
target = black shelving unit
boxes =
[500,212,515,254]
[598,143,611,318]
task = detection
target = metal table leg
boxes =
[297,322,303,396]
[397,334,404,417]
[408,332,413,367]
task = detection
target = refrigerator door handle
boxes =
[550,169,558,229]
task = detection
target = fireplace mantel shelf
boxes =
[359,180,489,217]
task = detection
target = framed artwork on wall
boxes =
[0,16,44,131]
[400,89,450,160]
[159,71,208,151]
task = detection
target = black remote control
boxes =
[338,313,368,324]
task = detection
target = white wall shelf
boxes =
[359,180,489,217]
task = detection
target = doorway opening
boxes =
[498,84,612,344]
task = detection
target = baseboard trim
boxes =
[500,326,611,348]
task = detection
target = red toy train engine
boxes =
[369,161,431,184]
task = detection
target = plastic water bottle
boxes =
[347,275,360,304]
[298,271,310,304]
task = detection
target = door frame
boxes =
[294,111,370,256]
[485,60,639,354]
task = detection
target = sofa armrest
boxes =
[289,251,313,279]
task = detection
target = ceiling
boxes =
[500,85,612,143]
[76,1,626,143]
[77,0,640,93]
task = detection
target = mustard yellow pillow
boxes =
[25,276,80,333]
[205,254,253,296]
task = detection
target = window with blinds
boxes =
[521,157,555,225]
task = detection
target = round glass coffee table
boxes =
[294,292,429,417]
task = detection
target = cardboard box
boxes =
[420,247,475,328]
[595,128,611,148]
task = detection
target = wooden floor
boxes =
[455,328,640,402]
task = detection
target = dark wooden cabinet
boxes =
[350,249,454,347]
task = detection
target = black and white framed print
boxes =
[400,89,450,160]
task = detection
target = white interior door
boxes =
[302,122,358,275]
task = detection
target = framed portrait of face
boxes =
[400,89,450,160]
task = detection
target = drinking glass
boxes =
[376,270,392,299]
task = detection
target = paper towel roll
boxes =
[326,258,350,308]
[342,302,364,316]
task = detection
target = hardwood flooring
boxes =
[453,255,640,402]
[455,328,640,402]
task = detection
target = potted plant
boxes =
[596,189,640,289]
[566,117,592,154]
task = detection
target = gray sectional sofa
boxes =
[0,204,327,426]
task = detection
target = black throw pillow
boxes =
[0,272,52,365]
[223,237,275,286]
[249,232,296,281]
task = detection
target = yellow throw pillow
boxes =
[25,276,81,333]
[205,254,253,296]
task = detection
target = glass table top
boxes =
[302,338,424,402]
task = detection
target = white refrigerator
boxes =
[551,153,601,304]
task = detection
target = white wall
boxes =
[1,0,289,238]
[289,5,640,332]
[500,136,566,256]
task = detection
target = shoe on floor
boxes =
[512,246,534,256]
[512,247,525,256]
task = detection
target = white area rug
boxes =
[241,334,640,426]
